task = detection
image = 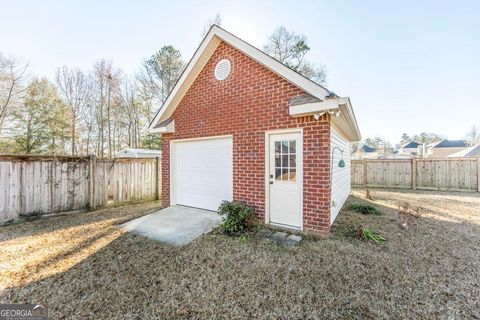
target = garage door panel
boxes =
[173,137,233,211]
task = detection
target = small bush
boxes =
[348,202,381,215]
[217,201,255,235]
[357,227,386,244]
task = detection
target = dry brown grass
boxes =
[1,189,479,319]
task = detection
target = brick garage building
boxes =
[149,26,361,236]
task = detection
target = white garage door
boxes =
[172,136,233,211]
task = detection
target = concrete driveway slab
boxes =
[120,206,221,245]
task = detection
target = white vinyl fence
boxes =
[0,155,161,221]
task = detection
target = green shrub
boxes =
[357,227,386,244]
[348,202,381,215]
[217,201,255,235]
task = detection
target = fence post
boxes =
[363,160,368,187]
[88,155,96,210]
[412,158,417,190]
[156,156,161,200]
[19,160,25,215]
[477,157,480,193]
[50,157,56,213]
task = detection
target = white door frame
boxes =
[170,134,233,207]
[264,128,303,230]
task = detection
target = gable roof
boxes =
[400,141,420,149]
[447,144,480,157]
[148,25,360,140]
[430,139,467,148]
[361,145,376,153]
[353,145,375,153]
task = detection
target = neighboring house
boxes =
[447,144,480,158]
[427,139,468,157]
[352,145,377,159]
[115,148,162,158]
[148,25,361,236]
[398,141,420,155]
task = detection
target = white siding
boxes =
[330,127,351,224]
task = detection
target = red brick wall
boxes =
[161,42,331,235]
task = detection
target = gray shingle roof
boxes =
[153,118,173,129]
[447,145,480,157]
[432,139,467,148]
[401,141,420,149]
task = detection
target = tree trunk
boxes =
[107,83,112,158]
[71,118,76,155]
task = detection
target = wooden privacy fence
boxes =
[0,155,161,221]
[351,158,480,192]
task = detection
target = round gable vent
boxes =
[214,59,231,80]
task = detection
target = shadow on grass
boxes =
[0,201,163,243]
[2,190,480,319]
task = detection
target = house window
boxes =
[275,140,296,182]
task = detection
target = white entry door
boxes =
[172,136,233,211]
[267,132,303,229]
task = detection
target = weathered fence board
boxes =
[0,155,161,221]
[352,158,480,192]
[94,159,158,206]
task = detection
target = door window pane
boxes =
[275,142,281,155]
[289,154,296,167]
[275,155,281,167]
[282,168,288,180]
[282,141,289,153]
[289,140,296,153]
[275,168,282,180]
[282,155,288,167]
[289,169,296,182]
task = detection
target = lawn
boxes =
[1,189,479,319]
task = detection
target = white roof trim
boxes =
[289,100,340,117]
[289,97,361,141]
[149,25,332,130]
[336,97,361,141]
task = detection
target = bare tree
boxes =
[201,13,222,37]
[91,59,121,157]
[118,76,144,148]
[264,26,327,84]
[55,66,92,155]
[0,54,28,131]
[465,124,480,146]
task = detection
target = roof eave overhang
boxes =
[289,97,361,141]
[148,119,175,134]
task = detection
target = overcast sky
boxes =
[1,0,479,143]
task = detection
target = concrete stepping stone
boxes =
[271,231,288,244]
[256,228,273,240]
[255,228,303,247]
[285,234,303,247]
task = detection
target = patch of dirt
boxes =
[1,190,479,319]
